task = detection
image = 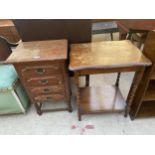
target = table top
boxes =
[69,40,151,71]
[6,39,68,63]
[117,19,155,33]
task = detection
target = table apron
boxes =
[76,66,144,75]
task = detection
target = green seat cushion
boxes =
[0,65,18,90]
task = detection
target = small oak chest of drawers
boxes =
[6,39,72,115]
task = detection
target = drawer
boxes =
[26,76,63,87]
[21,64,61,78]
[29,85,65,96]
[34,94,65,102]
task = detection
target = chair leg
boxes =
[127,33,132,40]
[115,72,121,87]
[119,32,127,40]
[110,33,113,41]
[85,75,89,86]
[137,42,142,49]
[124,112,127,117]
[78,110,82,121]
[34,102,42,115]
[67,98,72,112]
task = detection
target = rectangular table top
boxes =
[69,40,151,71]
[117,19,155,33]
[6,39,67,63]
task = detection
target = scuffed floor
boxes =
[0,33,155,135]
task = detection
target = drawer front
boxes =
[26,76,63,87]
[34,94,65,102]
[21,64,61,78]
[19,61,62,78]
[29,85,65,96]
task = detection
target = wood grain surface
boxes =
[69,40,151,71]
[6,39,67,63]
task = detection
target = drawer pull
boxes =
[35,68,45,75]
[43,88,51,93]
[38,79,48,85]
[59,81,62,84]
[46,97,52,100]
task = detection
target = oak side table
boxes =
[6,39,72,115]
[69,40,151,121]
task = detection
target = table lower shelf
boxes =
[78,85,126,114]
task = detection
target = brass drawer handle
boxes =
[58,81,62,84]
[46,96,52,100]
[38,79,48,85]
[35,68,45,75]
[43,88,51,93]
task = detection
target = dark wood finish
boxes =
[13,19,92,44]
[130,31,155,119]
[143,80,155,101]
[125,67,145,117]
[150,68,155,79]
[117,20,155,33]
[21,66,61,78]
[34,93,65,102]
[13,19,92,87]
[29,85,64,95]
[0,36,18,61]
[0,20,20,43]
[69,40,151,121]
[26,75,63,87]
[117,19,155,40]
[78,66,143,74]
[6,39,72,115]
[85,75,89,86]
[135,101,155,118]
[0,36,12,61]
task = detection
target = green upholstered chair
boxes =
[0,65,29,114]
[0,36,29,115]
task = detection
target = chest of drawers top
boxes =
[6,39,68,63]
